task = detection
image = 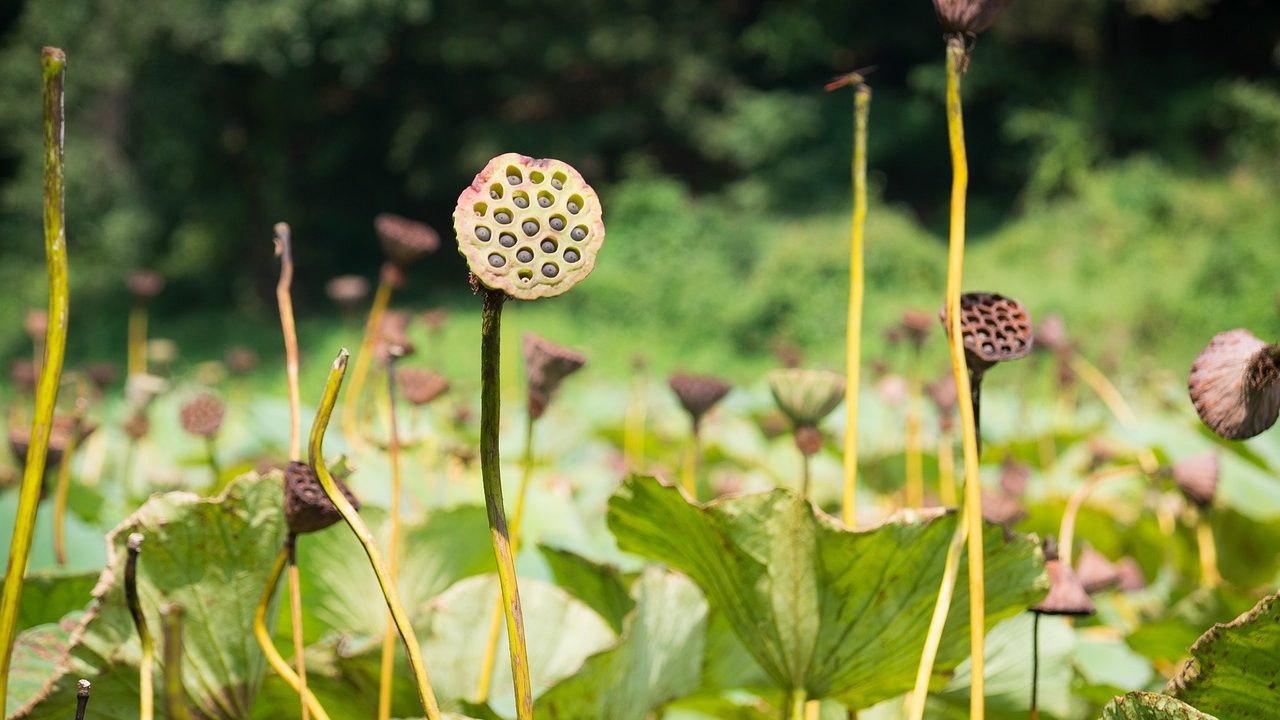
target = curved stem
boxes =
[1194,511,1222,588]
[274,222,302,462]
[378,357,406,720]
[1057,465,1142,569]
[1066,353,1158,473]
[253,547,334,720]
[842,83,871,527]
[475,413,536,702]
[310,349,442,720]
[75,679,91,720]
[905,504,969,720]
[0,50,70,714]
[161,604,192,720]
[342,277,393,451]
[479,289,535,718]
[125,535,154,720]
[286,535,309,720]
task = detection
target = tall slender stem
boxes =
[905,369,924,507]
[938,428,957,507]
[682,425,701,500]
[205,437,221,485]
[52,430,80,566]
[905,504,969,720]
[161,604,192,720]
[970,374,983,456]
[479,290,535,718]
[127,303,148,376]
[286,535,310,720]
[342,274,393,449]
[75,679,91,720]
[1195,512,1222,588]
[378,356,407,720]
[0,49,70,715]
[1030,612,1040,720]
[842,83,871,527]
[475,413,536,702]
[274,223,302,462]
[1058,465,1141,568]
[788,688,808,720]
[801,453,812,500]
[253,547,333,720]
[125,534,154,720]
[311,350,442,720]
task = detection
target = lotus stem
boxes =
[0,49,70,716]
[801,453,812,500]
[1058,465,1142,568]
[161,604,192,720]
[842,82,871,527]
[75,679,91,720]
[128,302,148,377]
[286,535,310,720]
[1194,512,1222,588]
[478,290,535,718]
[342,272,393,450]
[1030,612,1040,720]
[682,426,700,500]
[905,504,969,720]
[253,547,334,720]
[905,372,924,507]
[125,534,154,720]
[274,222,303,462]
[378,354,407,720]
[937,428,957,507]
[787,688,808,720]
[310,349,442,720]
[804,700,820,719]
[624,372,647,473]
[1066,353,1158,473]
[204,437,221,485]
[475,413,536,702]
[52,428,80,566]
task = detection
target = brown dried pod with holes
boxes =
[1032,538,1095,616]
[938,292,1034,378]
[669,374,732,432]
[455,153,605,300]
[376,213,439,267]
[1187,329,1280,440]
[522,333,587,420]
[1170,453,1219,508]
[932,0,1014,35]
[179,394,225,439]
[283,461,361,535]
[398,368,450,407]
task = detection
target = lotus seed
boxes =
[522,220,539,236]
[571,226,587,241]
[564,248,580,263]
[541,239,557,253]
[514,195,529,208]
[542,263,559,278]
[552,178,564,189]
[476,226,492,241]
[489,254,505,267]
[517,248,534,263]
[538,195,553,208]
[567,201,580,214]
[495,210,512,224]
[508,175,521,185]
[500,232,516,247]
[549,216,565,231]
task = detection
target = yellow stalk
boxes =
[1195,514,1222,588]
[0,49,71,714]
[253,547,334,720]
[937,428,957,507]
[682,431,699,500]
[341,277,393,451]
[378,358,407,720]
[127,303,148,377]
[287,540,310,720]
[161,604,192,720]
[905,373,924,507]
[52,429,79,566]
[273,223,303,463]
[1057,465,1142,568]
[842,83,871,527]
[905,504,969,719]
[125,535,154,720]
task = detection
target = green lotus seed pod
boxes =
[767,368,846,428]
[455,153,605,300]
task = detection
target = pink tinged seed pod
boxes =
[931,0,1015,35]
[522,333,588,420]
[1188,329,1280,440]
[454,153,605,300]
[1170,453,1219,508]
[1076,545,1121,594]
[1032,539,1095,616]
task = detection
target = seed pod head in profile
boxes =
[1170,453,1219,508]
[224,346,259,376]
[179,393,225,439]
[938,292,1034,378]
[398,368,450,407]
[126,269,165,300]
[455,153,605,300]
[325,275,371,311]
[932,0,1014,35]
[900,310,933,351]
[1115,557,1147,591]
[1035,313,1070,355]
[668,373,732,432]
[123,409,151,440]
[1076,545,1121,594]
[23,310,47,341]
[522,333,588,420]
[283,461,361,535]
[1187,329,1280,440]
[927,374,958,431]
[375,213,439,267]
[1032,537,1095,616]
[767,369,846,429]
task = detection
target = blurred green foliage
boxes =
[0,0,1277,373]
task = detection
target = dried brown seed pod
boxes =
[794,425,824,457]
[398,368,450,406]
[375,310,413,362]
[126,269,165,300]
[522,333,587,420]
[981,488,1025,526]
[1034,313,1070,354]
[454,153,605,300]
[421,308,449,334]
[325,275,371,310]
[1076,545,1121,594]
[1170,453,1219,508]
[767,369,846,428]
[23,310,47,340]
[900,309,933,350]
[8,415,93,473]
[376,213,440,266]
[85,362,119,390]
[932,0,1014,35]
[1115,557,1147,591]
[668,373,732,430]
[1032,539,1095,616]
[10,360,36,393]
[1187,329,1280,440]
[123,409,151,440]
[283,461,361,535]
[938,292,1034,376]
[178,393,225,439]
[999,457,1030,497]
[224,346,259,376]
[927,374,958,415]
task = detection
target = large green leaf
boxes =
[11,473,287,720]
[1101,692,1217,719]
[536,567,705,719]
[1166,592,1280,718]
[607,476,1047,707]
[537,545,636,634]
[6,618,78,710]
[10,570,97,633]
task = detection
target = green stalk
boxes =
[126,534,154,720]
[0,48,70,714]
[309,349,442,720]
[205,437,221,485]
[479,289,535,718]
[161,604,192,720]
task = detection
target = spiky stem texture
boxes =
[842,83,871,526]
[0,49,70,715]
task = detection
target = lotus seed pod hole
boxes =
[506,165,523,184]
[567,195,583,214]
[551,172,566,189]
[474,202,488,216]
[522,220,539,236]
[476,226,492,242]
[489,253,505,267]
[529,170,545,183]
[564,248,580,263]
[538,191,554,207]
[541,238,558,253]
[517,248,534,263]
[571,226,587,241]
[513,191,529,208]
[542,263,559,278]
[495,209,512,224]
[490,183,504,199]
[500,232,517,247]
